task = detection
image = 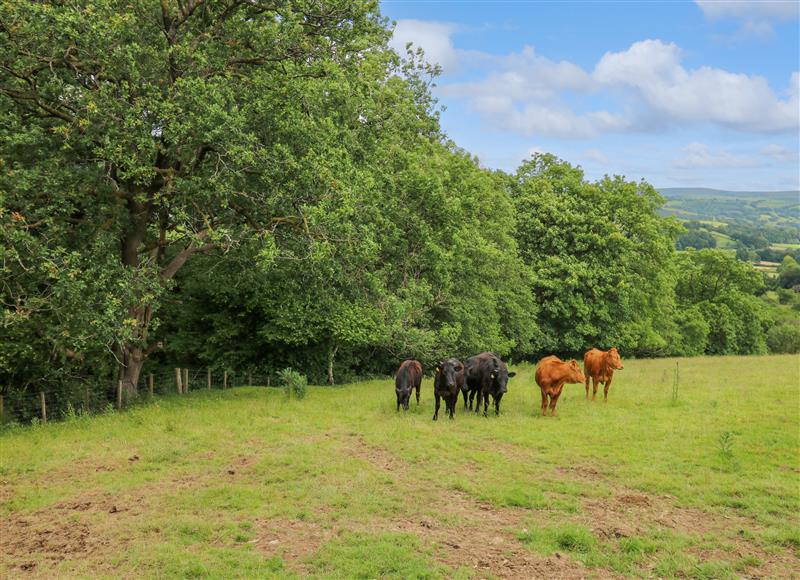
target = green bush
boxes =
[766,323,800,354]
[278,368,307,400]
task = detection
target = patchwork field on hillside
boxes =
[1,355,798,578]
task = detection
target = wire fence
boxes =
[0,367,283,427]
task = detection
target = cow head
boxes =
[397,385,412,410]
[567,359,586,383]
[606,347,624,370]
[436,359,463,391]
[489,359,516,394]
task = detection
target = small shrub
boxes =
[717,431,735,458]
[278,368,307,400]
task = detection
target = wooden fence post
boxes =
[248,372,252,386]
[207,368,212,390]
[223,370,228,389]
[183,368,189,393]
[148,374,154,397]
[175,368,182,394]
[267,375,270,387]
[40,391,47,423]
[84,387,90,413]
[117,380,123,409]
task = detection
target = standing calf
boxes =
[535,356,586,416]
[433,358,465,421]
[465,352,516,417]
[395,359,422,411]
[583,347,624,402]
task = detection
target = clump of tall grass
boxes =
[278,368,307,400]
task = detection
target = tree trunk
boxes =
[327,343,338,385]
[119,345,145,397]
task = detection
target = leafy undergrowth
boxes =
[1,355,798,578]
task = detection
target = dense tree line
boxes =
[1,1,796,415]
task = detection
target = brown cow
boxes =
[395,359,422,411]
[535,356,585,416]
[583,347,623,402]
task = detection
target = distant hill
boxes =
[657,188,799,227]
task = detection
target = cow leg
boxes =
[494,396,501,416]
[592,377,599,401]
[415,383,421,405]
[483,392,489,417]
[396,392,400,412]
[603,376,613,402]
[448,395,456,420]
[433,393,440,421]
[585,375,590,399]
[474,390,482,415]
[541,390,548,416]
[468,389,476,411]
[549,391,562,416]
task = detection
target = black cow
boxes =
[464,352,516,417]
[433,358,465,421]
[395,359,422,411]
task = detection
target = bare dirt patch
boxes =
[389,491,596,579]
[0,493,120,576]
[252,517,335,574]
[346,433,405,472]
[334,436,594,578]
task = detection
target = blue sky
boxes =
[381,0,800,190]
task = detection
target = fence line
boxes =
[0,366,283,426]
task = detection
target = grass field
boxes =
[1,355,799,578]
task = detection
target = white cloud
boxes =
[696,0,799,21]
[761,144,800,164]
[426,32,798,139]
[441,45,591,102]
[696,1,800,39]
[389,20,460,72]
[672,142,762,168]
[593,40,799,132]
[468,98,629,139]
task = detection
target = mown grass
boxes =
[0,355,798,578]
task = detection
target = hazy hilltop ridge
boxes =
[658,188,799,227]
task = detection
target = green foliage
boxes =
[766,323,800,354]
[677,225,717,250]
[278,368,307,400]
[778,256,800,288]
[675,249,770,355]
[511,154,680,356]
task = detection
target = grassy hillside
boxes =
[1,355,798,578]
[659,188,799,227]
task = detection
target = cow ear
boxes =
[435,366,440,374]
[508,371,516,378]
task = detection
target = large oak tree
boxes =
[0,0,416,392]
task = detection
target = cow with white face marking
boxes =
[464,352,516,417]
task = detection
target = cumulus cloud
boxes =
[594,40,799,132]
[696,1,799,37]
[396,19,799,141]
[672,142,762,168]
[389,20,460,72]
